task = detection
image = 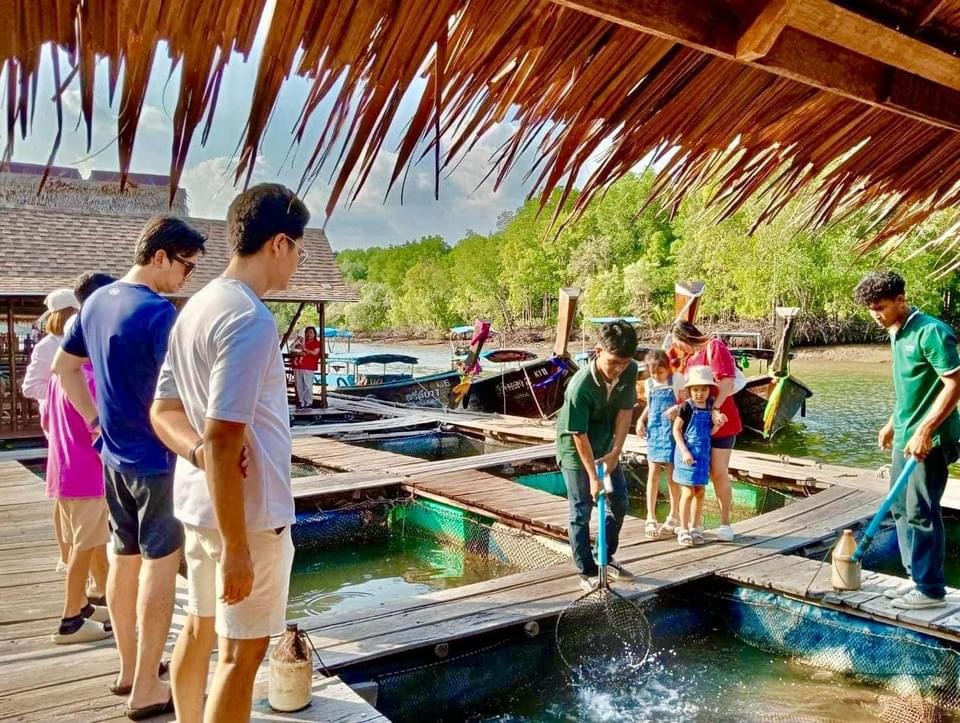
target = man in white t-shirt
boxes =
[151,184,310,723]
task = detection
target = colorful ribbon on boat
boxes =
[532,357,572,389]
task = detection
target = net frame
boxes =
[555,476,651,682]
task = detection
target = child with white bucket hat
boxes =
[672,365,723,546]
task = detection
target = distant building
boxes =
[0,162,354,439]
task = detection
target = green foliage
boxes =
[343,282,391,331]
[315,170,960,336]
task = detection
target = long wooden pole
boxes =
[552,288,580,358]
[7,302,18,434]
[318,302,327,409]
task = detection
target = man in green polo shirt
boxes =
[855,271,960,609]
[557,320,638,591]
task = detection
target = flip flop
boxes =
[125,697,174,721]
[109,660,170,696]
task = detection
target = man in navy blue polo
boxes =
[54,216,205,717]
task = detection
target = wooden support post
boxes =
[6,303,18,434]
[280,302,306,349]
[553,288,580,358]
[318,302,327,409]
[551,0,960,130]
[736,0,794,61]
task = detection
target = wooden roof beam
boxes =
[552,0,960,130]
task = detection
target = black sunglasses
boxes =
[171,254,197,278]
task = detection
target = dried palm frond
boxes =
[3,0,960,251]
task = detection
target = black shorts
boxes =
[712,435,737,450]
[104,467,184,559]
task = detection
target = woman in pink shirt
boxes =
[43,272,116,644]
[43,361,113,643]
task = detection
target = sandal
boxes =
[659,517,681,537]
[677,530,694,547]
[644,519,660,539]
[109,660,170,696]
[691,527,706,545]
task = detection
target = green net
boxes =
[717,586,960,721]
[293,497,569,572]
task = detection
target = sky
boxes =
[3,5,611,251]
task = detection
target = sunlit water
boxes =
[739,357,895,469]
[342,342,897,469]
[471,631,940,722]
[287,535,521,618]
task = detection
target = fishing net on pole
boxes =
[554,474,652,685]
[554,584,652,684]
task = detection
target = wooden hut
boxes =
[0,206,355,440]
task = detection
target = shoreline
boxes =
[349,335,893,363]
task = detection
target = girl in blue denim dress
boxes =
[672,366,723,546]
[637,350,681,538]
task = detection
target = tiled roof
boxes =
[0,207,357,303]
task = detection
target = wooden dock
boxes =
[296,484,882,671]
[4,409,958,722]
[290,436,645,540]
[0,461,387,723]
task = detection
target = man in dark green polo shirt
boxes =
[855,271,960,609]
[556,320,638,591]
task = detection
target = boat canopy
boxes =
[324,327,353,338]
[354,353,419,366]
[483,348,538,363]
[586,316,641,324]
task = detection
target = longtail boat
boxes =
[331,353,462,408]
[635,284,812,438]
[454,288,580,418]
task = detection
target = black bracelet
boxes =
[188,440,203,467]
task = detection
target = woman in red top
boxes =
[291,326,322,409]
[669,321,743,542]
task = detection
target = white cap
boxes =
[44,288,80,313]
[37,288,80,325]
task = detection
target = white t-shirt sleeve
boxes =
[21,335,57,401]
[155,356,180,401]
[206,315,277,424]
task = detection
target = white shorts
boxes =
[183,523,295,639]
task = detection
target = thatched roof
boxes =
[0,207,357,303]
[0,163,189,215]
[4,0,960,249]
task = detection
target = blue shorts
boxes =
[104,467,184,558]
[712,435,737,450]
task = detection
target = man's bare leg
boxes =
[108,553,141,690]
[128,550,180,708]
[172,615,217,723]
[204,636,270,723]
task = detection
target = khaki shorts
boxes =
[58,497,110,550]
[183,524,294,640]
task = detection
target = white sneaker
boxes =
[578,574,599,593]
[883,580,914,599]
[55,560,67,573]
[715,525,735,542]
[891,589,946,610]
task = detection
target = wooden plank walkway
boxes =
[290,437,643,541]
[0,461,387,723]
[718,554,960,644]
[296,484,884,671]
